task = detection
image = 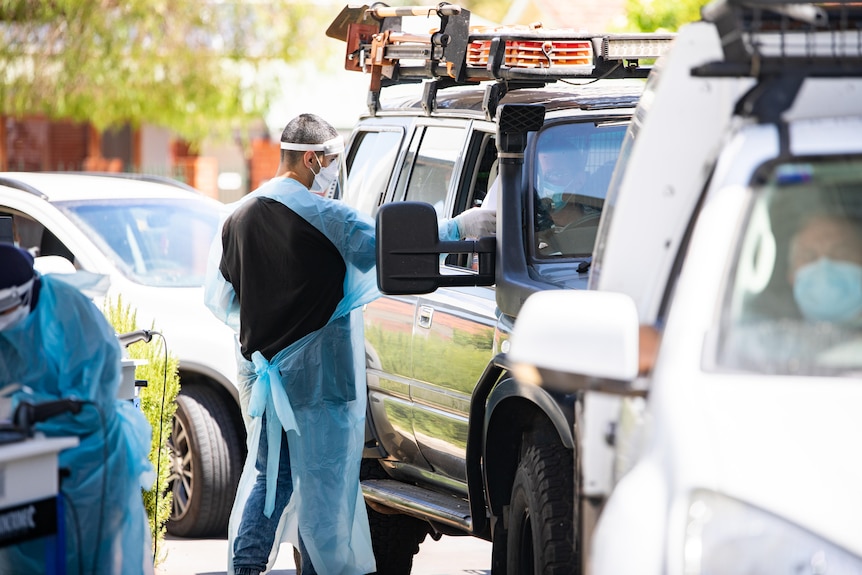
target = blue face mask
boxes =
[793,258,862,323]
[539,180,574,212]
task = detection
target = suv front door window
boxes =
[400,125,465,218]
[532,120,628,258]
[342,128,404,217]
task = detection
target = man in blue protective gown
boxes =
[204,113,495,575]
[0,243,154,575]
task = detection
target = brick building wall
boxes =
[250,138,281,193]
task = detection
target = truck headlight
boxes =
[683,490,861,574]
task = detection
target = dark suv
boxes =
[328,4,673,573]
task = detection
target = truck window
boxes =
[402,126,463,218]
[718,158,862,376]
[460,132,497,213]
[343,129,404,217]
[447,130,497,270]
[532,121,627,258]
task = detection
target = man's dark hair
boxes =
[280,113,339,165]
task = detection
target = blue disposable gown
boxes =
[205,178,463,575]
[0,274,154,575]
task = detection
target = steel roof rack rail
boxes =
[326,3,675,115]
[693,0,862,122]
[0,176,48,200]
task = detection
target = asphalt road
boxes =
[154,533,492,575]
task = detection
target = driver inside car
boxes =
[535,144,597,255]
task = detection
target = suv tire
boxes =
[506,441,576,575]
[167,384,244,537]
[361,458,429,574]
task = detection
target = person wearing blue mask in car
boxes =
[534,143,597,255]
[205,113,495,575]
[0,243,154,575]
[789,213,862,324]
[536,144,588,217]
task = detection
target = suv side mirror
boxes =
[376,201,495,295]
[507,290,646,395]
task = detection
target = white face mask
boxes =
[0,305,28,331]
[310,154,339,196]
[0,277,34,332]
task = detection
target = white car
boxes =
[0,171,244,537]
[507,0,862,572]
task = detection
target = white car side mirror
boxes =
[34,255,77,275]
[507,290,640,393]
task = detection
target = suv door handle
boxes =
[417,305,434,329]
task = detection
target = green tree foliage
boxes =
[459,0,510,23]
[102,296,180,566]
[625,0,710,31]
[0,0,319,143]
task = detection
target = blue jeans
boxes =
[233,412,316,575]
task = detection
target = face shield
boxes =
[280,136,345,197]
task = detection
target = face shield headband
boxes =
[0,276,35,314]
[279,136,345,156]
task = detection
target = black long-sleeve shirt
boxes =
[220,197,346,361]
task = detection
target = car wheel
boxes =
[506,441,576,575]
[360,458,429,574]
[167,384,244,537]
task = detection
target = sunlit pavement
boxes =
[154,533,492,575]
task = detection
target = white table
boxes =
[0,435,79,574]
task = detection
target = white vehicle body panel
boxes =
[508,9,862,573]
[588,15,862,572]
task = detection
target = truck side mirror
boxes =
[376,201,495,295]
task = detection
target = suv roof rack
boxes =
[694,0,862,77]
[326,3,675,115]
[692,0,862,122]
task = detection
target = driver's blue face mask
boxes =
[539,181,574,211]
[793,258,862,322]
[537,152,585,211]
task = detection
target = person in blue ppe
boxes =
[0,243,154,575]
[204,113,495,575]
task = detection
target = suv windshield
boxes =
[533,121,627,258]
[718,158,862,376]
[58,198,220,288]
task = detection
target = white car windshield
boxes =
[718,158,862,376]
[57,198,220,288]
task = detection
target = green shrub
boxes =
[102,296,180,566]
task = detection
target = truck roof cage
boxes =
[694,0,862,78]
[692,0,862,123]
[326,3,675,116]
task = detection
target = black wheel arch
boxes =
[483,377,576,519]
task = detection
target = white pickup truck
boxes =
[507,0,862,572]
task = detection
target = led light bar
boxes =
[603,36,676,60]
